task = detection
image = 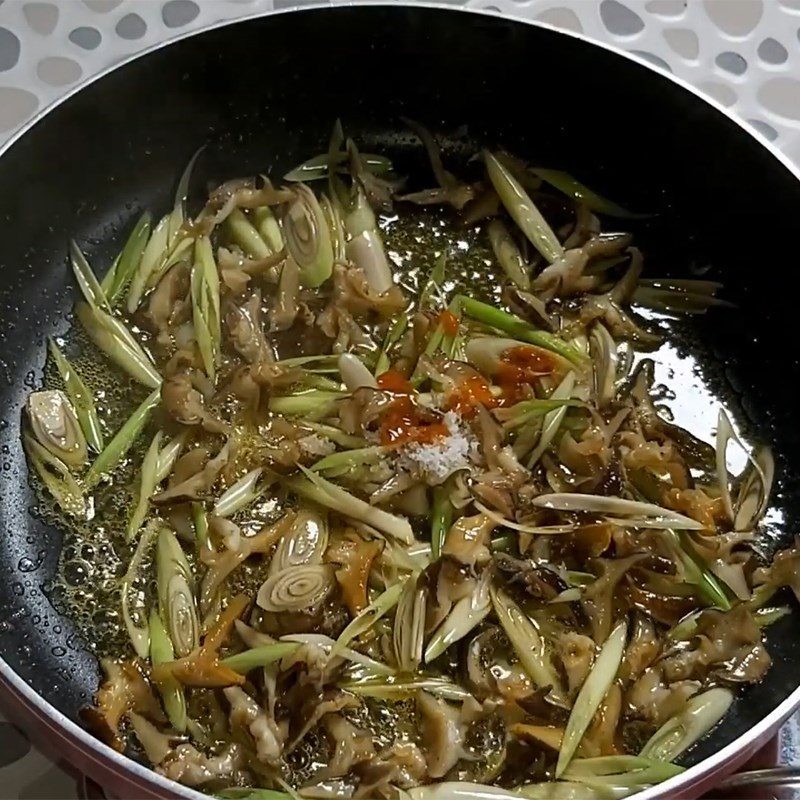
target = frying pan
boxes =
[1,4,800,799]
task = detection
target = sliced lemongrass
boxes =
[473,500,576,534]
[284,151,392,182]
[527,371,576,468]
[155,432,186,484]
[533,168,641,218]
[425,571,491,661]
[282,632,395,677]
[213,468,266,518]
[149,610,187,732]
[458,297,583,364]
[47,339,103,453]
[284,185,334,287]
[70,240,110,311]
[252,205,283,253]
[563,758,683,788]
[221,642,300,674]
[531,494,704,530]
[590,324,618,408]
[488,218,530,290]
[734,444,774,532]
[22,433,85,517]
[491,586,561,694]
[393,576,426,673]
[75,302,161,389]
[84,389,160,490]
[126,212,170,313]
[225,208,271,259]
[311,446,388,474]
[103,212,152,304]
[156,526,199,658]
[121,521,157,658]
[716,408,764,524]
[498,397,578,430]
[375,314,409,377]
[284,466,414,544]
[338,353,377,392]
[484,150,563,264]
[268,390,346,417]
[556,619,628,777]
[550,588,582,604]
[126,431,163,541]
[331,581,404,657]
[665,529,731,610]
[430,485,454,560]
[192,501,208,550]
[340,676,471,702]
[300,421,367,450]
[419,251,447,311]
[640,688,733,762]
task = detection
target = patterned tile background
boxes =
[1,0,800,798]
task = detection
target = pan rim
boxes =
[1,3,799,798]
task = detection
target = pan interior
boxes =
[1,4,799,772]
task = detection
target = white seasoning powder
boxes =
[298,434,336,457]
[400,411,474,483]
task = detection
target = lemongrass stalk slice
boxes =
[70,240,110,311]
[430,485,454,559]
[156,526,199,658]
[425,571,491,662]
[488,219,530,290]
[284,466,414,544]
[531,494,704,530]
[527,371,576,468]
[589,324,618,408]
[332,581,404,658]
[225,208,271,259]
[121,521,157,658]
[26,390,87,468]
[257,565,336,613]
[640,688,733,762]
[491,586,561,695]
[484,150,564,264]
[311,446,388,475]
[734,444,774,532]
[221,642,301,674]
[393,575,427,672]
[22,433,86,517]
[340,676,471,702]
[284,184,334,287]
[213,468,266,518]
[84,388,160,490]
[149,610,187,732]
[47,339,103,453]
[282,632,395,677]
[533,168,641,218]
[556,619,628,777]
[472,500,576,535]
[268,390,346,418]
[252,205,284,253]
[338,353,378,391]
[155,432,187,484]
[104,212,153,304]
[284,151,392,182]
[126,431,163,541]
[127,212,170,313]
[301,421,367,450]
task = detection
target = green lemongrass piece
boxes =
[47,339,103,452]
[23,433,85,517]
[284,466,414,544]
[531,493,704,530]
[196,236,221,353]
[252,206,283,253]
[754,605,792,627]
[640,688,733,762]
[274,354,342,372]
[490,533,515,553]
[104,211,153,304]
[285,184,335,288]
[75,302,161,389]
[533,168,639,218]
[332,581,404,657]
[157,526,199,657]
[268,390,346,418]
[420,252,447,311]
[283,632,395,676]
[127,213,169,313]
[192,501,208,549]
[669,530,732,610]
[430,485,453,560]
[191,239,220,381]
[425,573,491,661]
[667,604,789,643]
[338,353,378,391]
[563,757,683,787]
[225,208,271,259]
[556,620,628,777]
[213,468,266,518]
[284,151,392,182]
[301,421,367,449]
[221,642,300,674]
[126,431,163,541]
[311,446,388,474]
[519,785,616,800]
[488,219,530,290]
[632,286,730,315]
[408,782,613,800]
[155,432,186,484]
[484,150,564,264]
[340,676,471,702]
[375,314,409,376]
[297,373,342,392]
[121,521,157,658]
[491,586,561,694]
[527,371,576,468]
[501,397,578,431]
[457,295,583,364]
[84,388,160,490]
[149,610,187,731]
[320,193,346,262]
[70,240,109,311]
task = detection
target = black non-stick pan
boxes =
[1,5,800,798]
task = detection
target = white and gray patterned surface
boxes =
[1,0,800,798]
